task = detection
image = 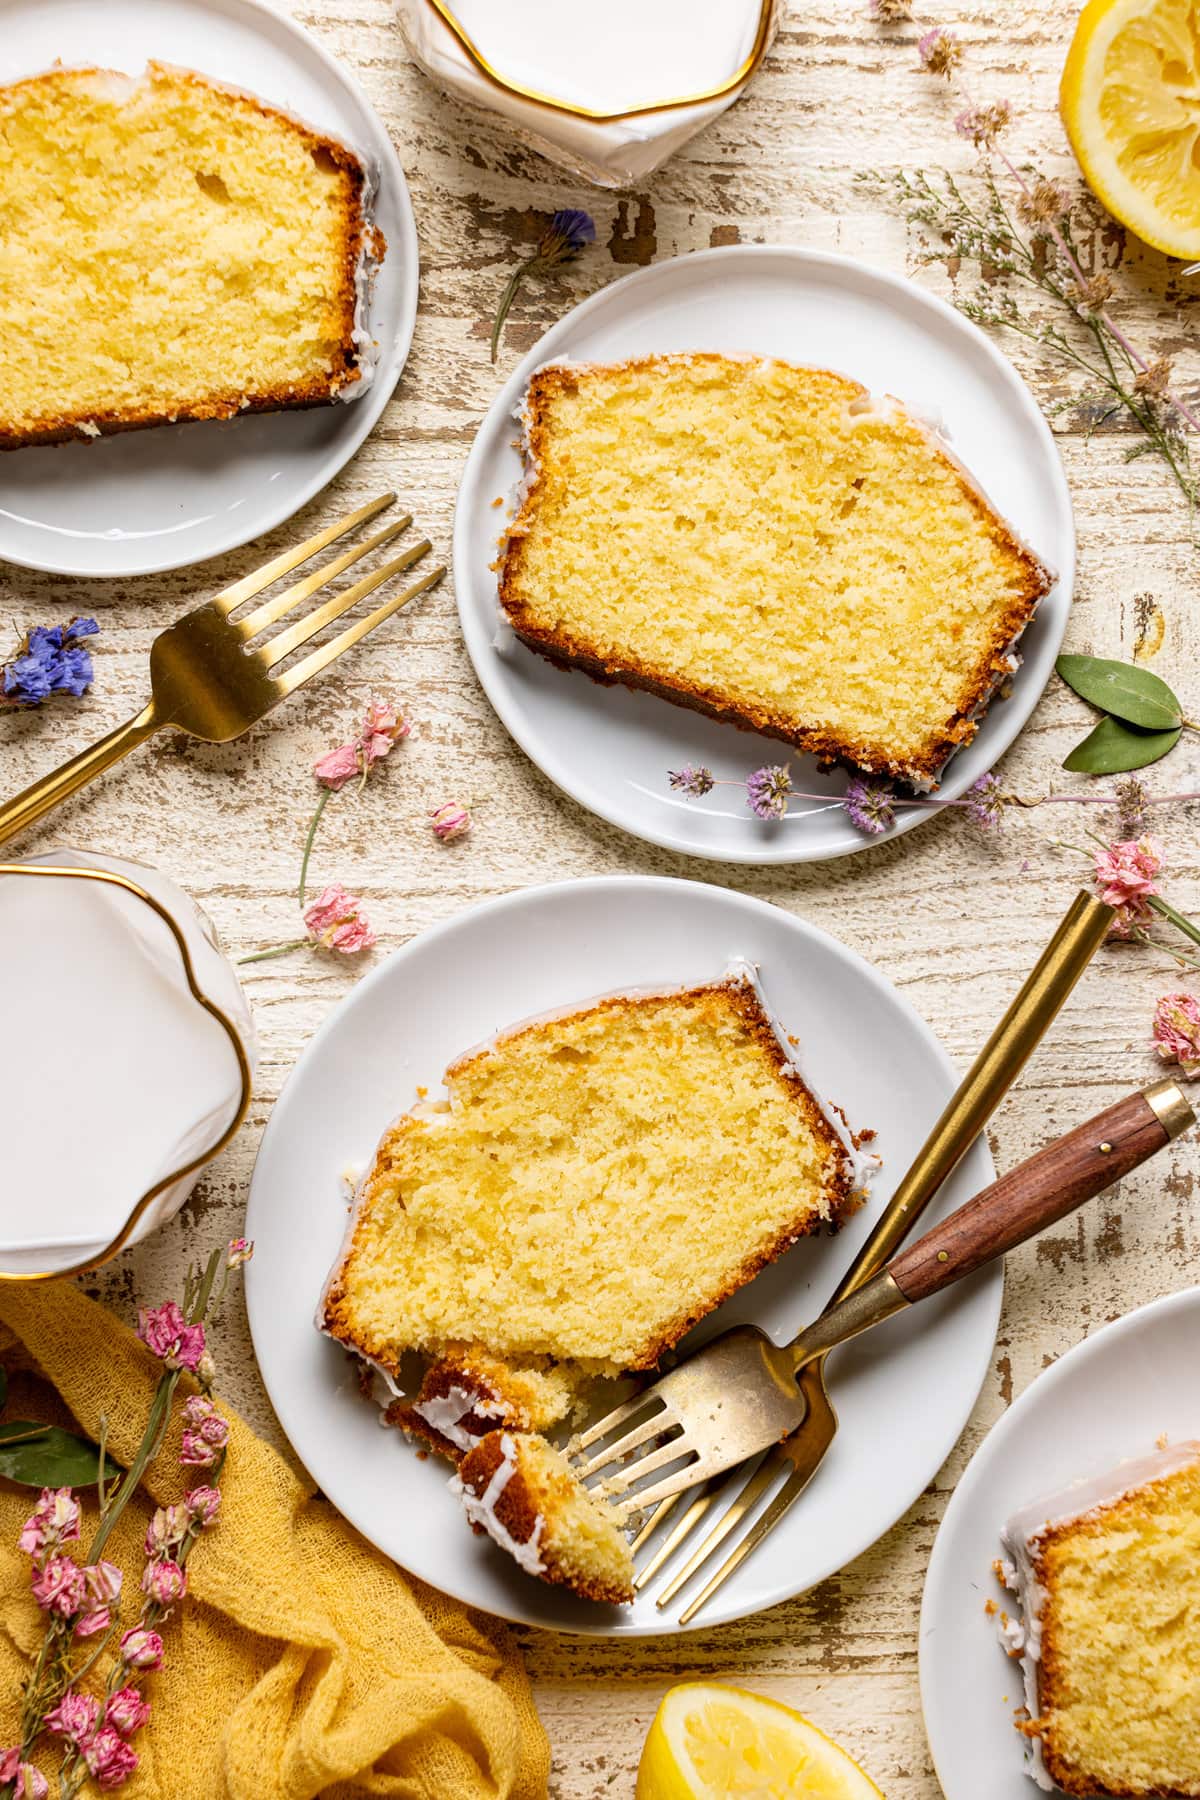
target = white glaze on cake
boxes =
[998,1442,1200,1792]
[412,1384,495,1452]
[450,1432,546,1575]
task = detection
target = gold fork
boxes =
[0,494,443,849]
[573,891,1116,1623]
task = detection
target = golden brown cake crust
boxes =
[1027,1465,1200,1800]
[318,977,859,1376]
[0,62,381,451]
[498,353,1054,785]
[457,1433,634,1605]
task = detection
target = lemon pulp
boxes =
[1061,0,1200,258]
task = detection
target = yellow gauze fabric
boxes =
[0,1282,550,1800]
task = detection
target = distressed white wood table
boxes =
[3,4,1198,1793]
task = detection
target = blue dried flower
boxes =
[746,765,793,821]
[539,208,597,260]
[843,776,896,835]
[2,616,99,707]
[669,763,715,798]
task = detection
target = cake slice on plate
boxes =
[320,966,865,1414]
[999,1443,1200,1796]
[499,353,1053,787]
[0,62,382,449]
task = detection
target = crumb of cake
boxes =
[416,1084,428,1099]
[491,495,503,507]
[984,1597,998,1615]
[1157,1430,1169,1449]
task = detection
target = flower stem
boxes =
[87,1369,180,1566]
[1149,894,1200,949]
[297,788,330,905]
[491,258,536,363]
[236,939,308,966]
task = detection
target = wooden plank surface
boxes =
[3,3,1199,1793]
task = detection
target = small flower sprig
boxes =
[669,761,1200,838]
[3,1239,251,1799]
[1,620,99,710]
[863,20,1200,514]
[490,209,596,364]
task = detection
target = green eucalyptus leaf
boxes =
[1062,715,1182,774]
[0,1422,109,1488]
[1056,654,1182,730]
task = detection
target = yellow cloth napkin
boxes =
[0,1282,550,1800]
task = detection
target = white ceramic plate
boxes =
[0,0,418,579]
[245,875,1000,1636]
[454,246,1074,864]
[920,1286,1200,1796]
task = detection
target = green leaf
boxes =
[1062,715,1182,774]
[1056,654,1182,731]
[0,1422,110,1489]
[0,1366,9,1412]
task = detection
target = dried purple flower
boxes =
[492,206,597,362]
[745,765,793,821]
[1134,357,1175,400]
[954,101,1012,147]
[843,777,897,835]
[1067,271,1115,314]
[1114,776,1149,839]
[965,772,1004,830]
[669,764,715,798]
[2,617,98,707]
[917,27,962,76]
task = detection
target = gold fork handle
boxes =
[0,702,162,849]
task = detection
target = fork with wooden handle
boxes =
[572,1078,1193,1585]
[0,494,443,849]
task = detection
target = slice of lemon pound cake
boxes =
[0,63,381,450]
[455,1430,635,1605]
[1000,1444,1200,1797]
[320,968,863,1391]
[499,354,1054,785]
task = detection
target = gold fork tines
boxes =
[0,494,444,849]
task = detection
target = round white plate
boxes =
[0,0,418,579]
[920,1286,1200,1796]
[454,246,1074,864]
[245,875,1000,1636]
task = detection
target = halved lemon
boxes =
[1061,0,1200,259]
[634,1682,884,1800]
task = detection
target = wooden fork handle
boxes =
[0,701,161,849]
[887,1082,1193,1304]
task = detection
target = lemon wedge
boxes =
[1061,0,1200,258]
[634,1683,884,1800]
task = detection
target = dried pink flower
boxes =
[19,1487,81,1560]
[1153,992,1200,1078]
[227,1236,253,1269]
[74,1606,112,1638]
[0,1751,17,1782]
[871,0,912,18]
[82,1724,138,1790]
[118,1626,164,1671]
[954,101,1012,146]
[31,1555,85,1618]
[105,1688,151,1739]
[1093,835,1164,937]
[185,1485,222,1527]
[44,1692,100,1742]
[1134,356,1175,400]
[141,1558,187,1605]
[312,743,361,791]
[303,883,377,955]
[180,1411,229,1468]
[13,1764,47,1800]
[182,1395,217,1427]
[360,697,411,768]
[313,697,411,790]
[1067,271,1115,313]
[917,26,962,75]
[429,801,473,842]
[136,1301,206,1372]
[144,1504,189,1557]
[84,1560,123,1606]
